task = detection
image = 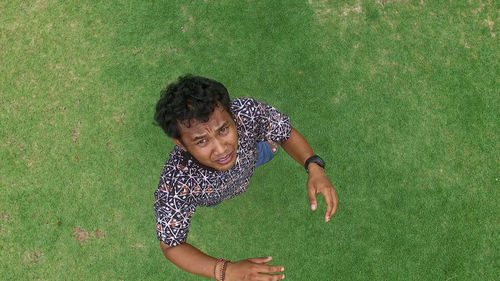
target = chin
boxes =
[215,157,237,171]
[216,161,236,171]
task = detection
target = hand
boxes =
[307,164,339,222]
[225,256,285,281]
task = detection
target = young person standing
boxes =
[154,75,338,280]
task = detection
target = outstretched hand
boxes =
[306,164,338,222]
[225,256,285,281]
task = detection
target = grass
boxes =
[1,0,498,280]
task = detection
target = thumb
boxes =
[247,256,273,264]
[308,188,317,211]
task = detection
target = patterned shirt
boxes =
[154,98,291,246]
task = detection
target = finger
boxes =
[255,272,285,281]
[248,256,273,264]
[255,274,285,281]
[326,186,338,219]
[307,188,317,211]
[261,274,285,281]
[258,264,285,274]
[330,187,339,218]
[324,189,333,222]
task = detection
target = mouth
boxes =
[215,152,233,165]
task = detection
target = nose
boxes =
[213,138,226,156]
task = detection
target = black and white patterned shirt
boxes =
[154,98,291,246]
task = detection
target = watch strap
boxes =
[304,155,325,172]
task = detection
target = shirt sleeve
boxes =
[246,98,292,143]
[154,169,196,247]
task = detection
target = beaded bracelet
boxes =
[220,259,229,281]
[214,259,222,280]
[214,258,230,281]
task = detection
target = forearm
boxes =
[279,127,315,167]
[161,242,286,281]
[281,128,338,222]
[161,242,217,279]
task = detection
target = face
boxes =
[173,107,238,171]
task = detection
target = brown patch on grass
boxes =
[471,2,487,15]
[483,19,496,38]
[113,112,126,125]
[71,122,82,144]
[342,4,362,16]
[106,141,113,147]
[309,0,331,23]
[95,229,105,239]
[1,213,12,222]
[460,40,471,49]
[74,227,90,243]
[71,128,80,144]
[375,0,392,8]
[74,227,105,243]
[6,138,26,153]
[167,46,180,54]
[33,0,49,10]
[22,251,43,264]
[132,47,144,55]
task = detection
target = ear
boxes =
[171,138,187,151]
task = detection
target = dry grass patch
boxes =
[74,227,105,243]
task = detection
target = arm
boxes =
[160,242,216,278]
[279,127,339,222]
[161,242,285,280]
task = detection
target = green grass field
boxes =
[1,0,498,280]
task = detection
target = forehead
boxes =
[178,107,232,136]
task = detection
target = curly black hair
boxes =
[154,75,232,139]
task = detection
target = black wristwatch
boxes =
[304,155,325,173]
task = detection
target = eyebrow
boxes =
[190,122,228,142]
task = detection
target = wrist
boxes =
[304,155,325,173]
[307,162,325,175]
[224,262,234,280]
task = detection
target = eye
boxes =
[197,139,207,145]
[220,125,229,134]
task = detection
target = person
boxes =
[154,75,338,281]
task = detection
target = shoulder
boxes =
[231,97,273,117]
[231,97,260,111]
[157,147,193,191]
[163,146,189,175]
